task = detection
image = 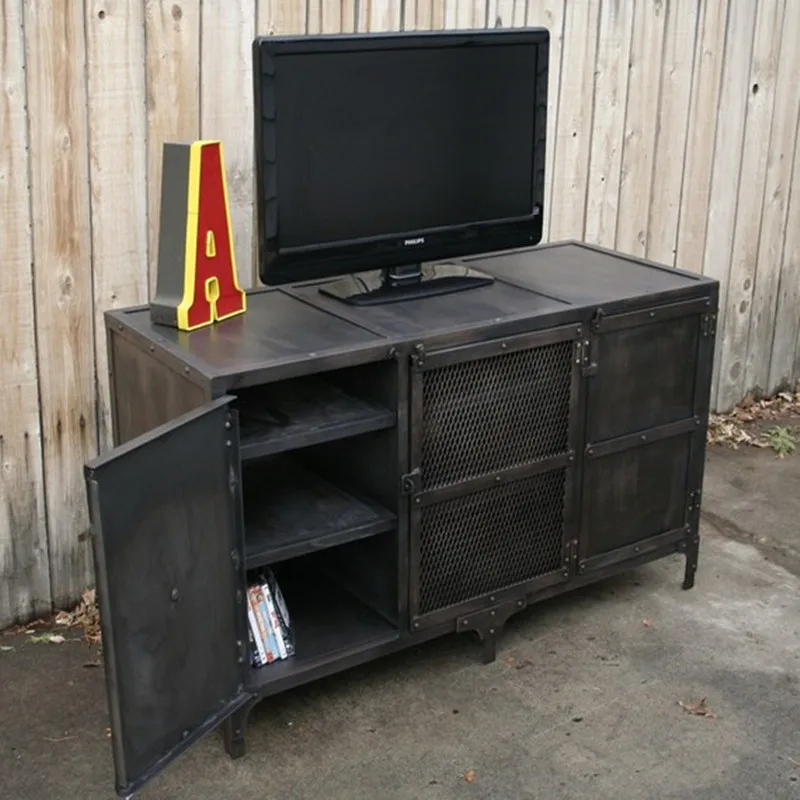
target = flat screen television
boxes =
[252,28,549,305]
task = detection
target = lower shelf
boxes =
[247,571,399,692]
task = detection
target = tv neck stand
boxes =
[318,261,495,306]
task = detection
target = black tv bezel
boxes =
[253,27,550,288]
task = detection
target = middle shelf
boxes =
[243,458,397,567]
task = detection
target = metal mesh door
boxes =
[411,332,577,623]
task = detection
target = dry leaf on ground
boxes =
[29,633,66,644]
[464,769,477,783]
[642,618,655,628]
[677,697,716,718]
[0,645,15,652]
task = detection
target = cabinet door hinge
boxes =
[580,338,598,377]
[562,538,579,576]
[236,639,245,665]
[401,467,422,495]
[412,343,426,368]
[701,313,717,337]
[590,308,605,333]
[686,489,702,515]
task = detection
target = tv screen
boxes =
[253,29,549,288]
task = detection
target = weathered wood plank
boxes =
[768,119,800,392]
[716,0,785,411]
[446,0,486,28]
[675,0,730,273]
[259,0,307,34]
[526,0,566,243]
[703,0,757,410]
[615,0,668,257]
[362,0,402,31]
[144,0,200,295]
[201,0,256,291]
[0,0,51,627]
[747,0,800,395]
[24,0,96,608]
[310,0,356,32]
[85,0,149,452]
[547,0,601,241]
[584,0,635,249]
[646,0,699,266]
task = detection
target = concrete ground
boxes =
[1,446,799,800]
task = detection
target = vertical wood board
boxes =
[716,0,785,411]
[144,0,200,295]
[24,0,96,608]
[615,0,668,257]
[526,0,566,243]
[645,0,699,266]
[675,0,730,273]
[547,0,601,241]
[200,0,257,290]
[702,0,757,409]
[747,0,800,395]
[85,0,149,451]
[0,0,51,627]
[584,0,635,249]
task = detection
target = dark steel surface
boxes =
[94,241,719,783]
[242,458,396,567]
[108,331,208,446]
[464,241,716,308]
[286,274,570,340]
[84,398,248,796]
[236,374,396,460]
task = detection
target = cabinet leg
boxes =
[480,631,497,664]
[682,534,699,591]
[222,706,249,760]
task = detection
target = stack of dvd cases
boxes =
[246,568,295,667]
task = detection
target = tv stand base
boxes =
[318,262,494,305]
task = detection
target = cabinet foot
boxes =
[222,706,250,760]
[478,630,497,664]
[682,534,699,591]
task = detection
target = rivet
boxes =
[649,311,655,318]
[490,595,496,602]
[184,367,190,374]
[495,475,501,482]
[568,454,574,462]
[182,729,190,739]
[226,440,232,447]
[563,570,569,577]
[413,621,420,629]
[634,546,640,552]
[415,497,421,504]
[517,600,524,607]
[117,323,123,330]
[489,629,495,635]
[641,434,647,442]
[225,421,232,429]
[501,342,508,349]
[587,448,594,456]
[171,588,179,601]
[490,610,495,617]
[149,345,155,352]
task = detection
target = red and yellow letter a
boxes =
[150,141,247,330]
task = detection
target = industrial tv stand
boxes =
[85,241,718,796]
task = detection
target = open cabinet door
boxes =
[84,397,250,797]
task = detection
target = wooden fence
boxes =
[2,0,800,627]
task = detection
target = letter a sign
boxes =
[150,141,246,330]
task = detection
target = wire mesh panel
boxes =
[418,469,566,616]
[420,340,573,491]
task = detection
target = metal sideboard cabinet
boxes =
[84,241,718,797]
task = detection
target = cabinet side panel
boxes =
[109,333,207,445]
